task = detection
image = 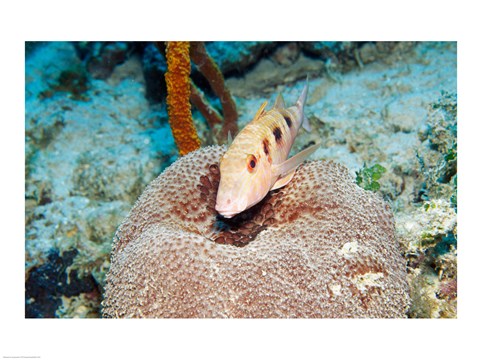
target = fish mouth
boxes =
[217,212,236,219]
[215,208,241,219]
[215,204,246,219]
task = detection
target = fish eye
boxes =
[247,154,257,173]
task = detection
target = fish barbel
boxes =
[215,80,320,218]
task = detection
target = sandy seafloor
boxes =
[25,41,457,318]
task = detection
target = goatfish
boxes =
[215,81,320,218]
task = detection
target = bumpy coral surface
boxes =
[102,146,409,318]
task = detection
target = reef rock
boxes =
[102,145,409,318]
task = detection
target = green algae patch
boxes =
[355,163,386,192]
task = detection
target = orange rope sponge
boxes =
[165,41,201,156]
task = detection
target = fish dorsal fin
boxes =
[273,93,285,109]
[271,143,321,179]
[252,101,268,122]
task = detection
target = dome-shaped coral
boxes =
[102,145,409,318]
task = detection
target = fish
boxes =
[215,80,320,218]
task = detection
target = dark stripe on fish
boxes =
[273,126,282,143]
[284,115,292,128]
[262,138,270,155]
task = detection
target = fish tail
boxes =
[296,77,309,109]
[296,77,311,132]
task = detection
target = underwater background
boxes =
[25,41,457,318]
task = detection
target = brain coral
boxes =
[102,145,409,318]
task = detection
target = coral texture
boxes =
[395,91,457,318]
[396,199,457,318]
[165,41,201,155]
[102,146,409,318]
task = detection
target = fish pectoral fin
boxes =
[273,94,285,109]
[272,143,321,179]
[227,130,233,146]
[271,170,296,190]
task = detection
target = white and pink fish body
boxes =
[215,81,320,218]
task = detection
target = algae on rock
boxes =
[395,91,457,318]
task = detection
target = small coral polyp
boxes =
[102,146,409,318]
